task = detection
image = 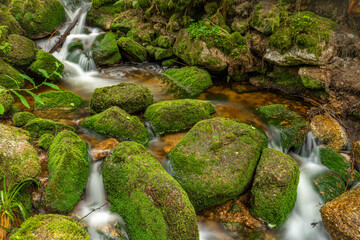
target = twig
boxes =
[77,202,109,222]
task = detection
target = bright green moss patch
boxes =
[24,118,75,138]
[301,75,323,89]
[12,112,35,127]
[250,148,299,226]
[0,85,14,114]
[29,50,64,82]
[157,35,172,48]
[38,133,54,151]
[168,117,268,210]
[102,141,199,240]
[162,58,178,67]
[34,90,85,111]
[313,172,345,202]
[250,5,287,35]
[3,34,36,66]
[117,37,147,62]
[0,58,24,88]
[81,106,149,145]
[0,5,24,36]
[161,66,212,97]
[10,214,90,240]
[144,99,215,135]
[271,68,305,91]
[92,31,121,66]
[154,47,174,60]
[92,0,117,8]
[44,131,89,213]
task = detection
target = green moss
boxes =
[87,3,122,29]
[157,35,172,48]
[271,68,305,91]
[34,90,85,111]
[10,214,90,239]
[29,50,64,82]
[81,106,149,145]
[301,75,323,89]
[0,85,14,114]
[161,66,212,97]
[24,118,75,138]
[92,0,117,8]
[38,133,54,151]
[154,47,173,60]
[250,6,287,35]
[168,117,268,210]
[0,5,24,36]
[250,148,299,226]
[0,58,24,88]
[9,0,66,38]
[110,9,141,32]
[102,141,199,240]
[319,147,360,186]
[255,104,308,150]
[44,131,89,213]
[313,172,345,202]
[145,45,156,57]
[92,31,121,66]
[162,58,178,67]
[144,99,215,135]
[3,34,36,66]
[68,40,83,52]
[12,112,35,127]
[117,37,147,62]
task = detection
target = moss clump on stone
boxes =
[0,85,14,114]
[313,172,345,202]
[255,104,308,150]
[81,106,149,145]
[92,0,117,8]
[117,37,147,62]
[68,40,83,52]
[34,90,85,111]
[144,99,215,135]
[3,34,36,66]
[92,31,122,66]
[38,133,54,151]
[24,118,75,138]
[250,5,287,35]
[89,82,154,114]
[102,141,199,240]
[12,112,35,127]
[157,35,172,48]
[87,3,122,29]
[301,75,323,89]
[0,5,24,36]
[162,58,178,67]
[44,131,89,213]
[271,68,305,91]
[154,47,174,60]
[9,0,66,38]
[319,147,360,186]
[10,214,90,240]
[0,59,24,89]
[161,66,212,97]
[250,148,299,226]
[168,117,268,210]
[29,50,64,82]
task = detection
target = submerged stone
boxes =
[168,117,268,210]
[29,50,64,82]
[102,141,199,240]
[3,34,36,66]
[44,131,89,213]
[250,148,300,226]
[12,111,35,127]
[24,118,75,138]
[92,31,121,66]
[117,37,147,62]
[313,172,345,202]
[144,99,215,135]
[34,90,85,111]
[81,106,149,146]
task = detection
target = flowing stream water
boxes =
[36,1,331,239]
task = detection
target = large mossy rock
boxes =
[144,99,215,135]
[0,4,24,36]
[12,111,35,127]
[117,37,147,62]
[81,106,149,145]
[0,86,14,114]
[168,117,268,210]
[249,5,281,35]
[92,31,121,66]
[250,148,300,226]
[161,66,212,96]
[29,50,64,82]
[313,172,345,202]
[44,131,89,213]
[320,185,360,240]
[0,58,24,88]
[89,82,154,114]
[0,124,40,187]
[319,147,360,186]
[255,104,308,151]
[110,9,141,33]
[34,90,85,111]
[24,118,75,138]
[87,3,122,30]
[102,141,199,240]
[9,0,66,38]
[10,214,90,240]
[3,34,36,66]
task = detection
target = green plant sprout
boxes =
[0,63,61,115]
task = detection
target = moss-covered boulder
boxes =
[89,82,154,114]
[110,9,141,33]
[81,106,149,145]
[320,185,360,240]
[161,66,212,97]
[29,50,64,82]
[255,104,308,151]
[313,172,345,203]
[144,99,215,135]
[0,59,24,88]
[154,47,174,60]
[250,5,282,35]
[117,37,147,62]
[0,86,14,114]
[44,131,89,212]
[3,34,36,66]
[0,4,24,36]
[10,214,90,240]
[0,123,40,188]
[38,133,54,151]
[92,0,117,9]
[12,111,35,127]
[157,35,172,48]
[102,141,199,240]
[168,117,268,210]
[34,90,85,111]
[87,3,122,30]
[9,0,66,38]
[92,31,121,66]
[250,148,299,226]
[24,118,75,138]
[319,147,360,186]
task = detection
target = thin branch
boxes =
[76,202,109,222]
